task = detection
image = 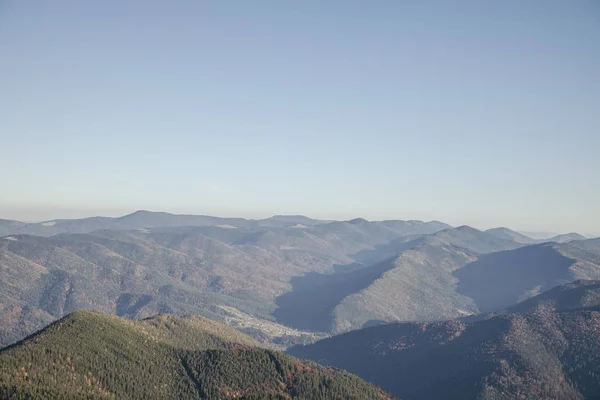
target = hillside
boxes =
[0,218,449,347]
[329,243,478,332]
[0,228,341,347]
[427,225,522,254]
[2,213,598,349]
[0,311,392,399]
[289,307,600,399]
[548,232,588,243]
[455,239,600,312]
[508,279,600,314]
[485,227,539,244]
[275,226,522,333]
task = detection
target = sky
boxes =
[0,1,599,234]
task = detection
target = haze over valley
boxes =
[2,0,599,398]
[1,210,600,398]
[1,210,599,347]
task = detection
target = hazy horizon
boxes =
[1,1,598,234]
[0,207,597,237]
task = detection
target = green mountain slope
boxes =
[0,311,392,400]
[289,307,600,399]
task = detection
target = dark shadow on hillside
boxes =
[454,244,576,312]
[289,316,515,400]
[508,280,600,314]
[116,293,154,317]
[273,259,398,332]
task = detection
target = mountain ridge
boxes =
[1,310,392,399]
[290,304,600,399]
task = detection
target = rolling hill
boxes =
[0,310,392,399]
[455,238,600,312]
[289,305,600,399]
[274,225,525,333]
[508,279,600,314]
[0,217,450,347]
[1,211,598,351]
[486,228,591,245]
[485,227,539,244]
[0,210,330,237]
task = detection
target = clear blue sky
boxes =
[1,1,599,233]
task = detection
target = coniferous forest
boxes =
[0,311,393,399]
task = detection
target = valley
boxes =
[1,211,600,399]
[1,211,599,349]
[289,280,600,399]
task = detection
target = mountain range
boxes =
[289,280,600,399]
[0,310,391,399]
[0,211,329,238]
[486,227,588,244]
[1,211,599,349]
[1,210,600,398]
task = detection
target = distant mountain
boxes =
[487,228,590,245]
[486,227,539,244]
[2,212,598,350]
[290,306,600,399]
[352,224,520,266]
[548,232,588,243]
[0,311,391,399]
[260,214,333,227]
[455,238,600,312]
[275,228,600,334]
[275,226,521,333]
[0,210,330,237]
[508,279,600,314]
[519,230,562,240]
[0,218,451,347]
[517,231,589,243]
[426,225,522,254]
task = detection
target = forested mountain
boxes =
[0,211,329,237]
[1,211,599,400]
[2,214,599,349]
[275,225,529,333]
[289,305,600,399]
[0,311,392,399]
[455,238,600,312]
[0,216,450,347]
[276,227,600,333]
[508,279,600,314]
[1,211,598,351]
[485,227,540,244]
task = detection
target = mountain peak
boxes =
[455,225,481,233]
[348,218,369,225]
[485,227,538,244]
[0,310,391,399]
